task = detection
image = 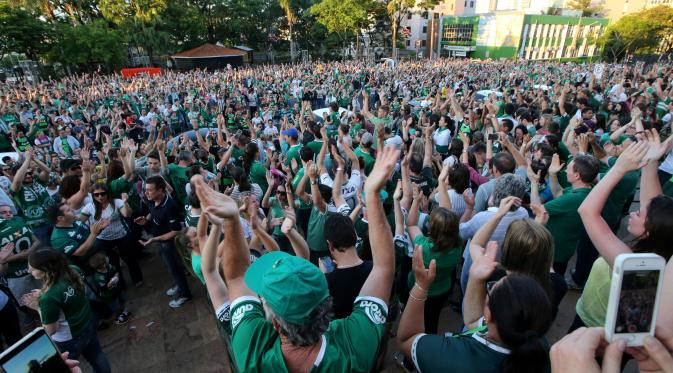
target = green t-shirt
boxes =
[284,144,302,167]
[412,324,510,373]
[249,161,268,194]
[0,217,34,278]
[576,257,611,327]
[231,146,245,167]
[543,187,591,263]
[50,221,96,263]
[408,236,461,297]
[291,168,311,210]
[184,205,200,228]
[15,136,31,152]
[354,147,375,176]
[307,205,329,253]
[230,295,387,373]
[307,140,324,156]
[12,181,53,228]
[92,264,122,301]
[167,163,190,206]
[39,272,92,338]
[599,157,639,227]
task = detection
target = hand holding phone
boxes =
[0,327,72,373]
[605,253,665,346]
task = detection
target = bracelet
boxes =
[336,167,343,171]
[408,292,427,302]
[414,283,427,293]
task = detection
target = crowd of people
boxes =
[1,57,673,372]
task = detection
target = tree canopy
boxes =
[601,5,673,61]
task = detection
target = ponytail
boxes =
[243,142,258,173]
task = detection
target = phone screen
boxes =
[0,329,70,373]
[614,270,660,334]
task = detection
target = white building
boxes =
[401,0,477,53]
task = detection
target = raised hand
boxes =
[496,196,521,216]
[613,140,649,174]
[469,241,498,281]
[393,180,402,200]
[365,145,399,194]
[412,245,436,290]
[192,174,239,219]
[548,153,565,175]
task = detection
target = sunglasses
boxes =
[276,189,286,194]
[70,165,82,171]
[93,192,107,197]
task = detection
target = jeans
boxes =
[96,235,143,284]
[159,241,192,298]
[56,318,111,373]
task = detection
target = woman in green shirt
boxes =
[398,245,552,373]
[407,196,462,334]
[242,142,269,194]
[24,249,111,373]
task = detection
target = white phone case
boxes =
[605,253,666,346]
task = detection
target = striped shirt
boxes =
[80,199,128,240]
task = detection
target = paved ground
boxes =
[85,202,641,373]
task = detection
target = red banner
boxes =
[121,67,162,78]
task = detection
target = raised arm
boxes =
[436,163,452,210]
[200,211,230,310]
[469,197,518,262]
[359,146,399,302]
[11,149,32,193]
[423,125,433,168]
[331,146,347,208]
[547,154,565,198]
[246,196,280,253]
[307,161,327,213]
[280,207,309,260]
[577,141,648,267]
[192,175,253,300]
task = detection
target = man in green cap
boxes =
[192,145,400,373]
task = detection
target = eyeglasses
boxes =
[93,192,107,197]
[276,190,286,194]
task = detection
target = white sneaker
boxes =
[165,285,179,296]
[169,297,191,308]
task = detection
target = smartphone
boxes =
[605,253,666,346]
[320,256,335,273]
[0,327,70,373]
[488,133,499,141]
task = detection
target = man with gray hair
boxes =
[458,173,529,294]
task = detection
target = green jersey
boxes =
[291,168,312,210]
[39,272,92,338]
[0,217,34,278]
[284,144,302,167]
[50,221,91,259]
[11,181,53,228]
[353,147,375,176]
[230,296,387,373]
[184,205,200,228]
[92,264,122,301]
[544,187,592,263]
[167,163,190,206]
[249,161,268,194]
[408,236,461,297]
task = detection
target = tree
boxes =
[311,0,371,57]
[567,0,603,17]
[0,4,51,60]
[99,0,167,25]
[600,5,673,60]
[279,0,299,61]
[7,0,101,24]
[47,20,126,72]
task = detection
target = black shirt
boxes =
[145,194,183,238]
[410,166,436,197]
[325,261,373,319]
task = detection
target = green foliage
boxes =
[310,0,370,38]
[0,4,51,60]
[47,20,126,72]
[601,5,673,60]
[99,0,167,25]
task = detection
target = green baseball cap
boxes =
[244,251,328,325]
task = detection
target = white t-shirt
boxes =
[81,199,127,240]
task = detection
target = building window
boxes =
[464,0,467,6]
[470,1,474,7]
[422,11,428,19]
[442,23,474,44]
[407,12,412,20]
[421,40,427,47]
[406,39,411,47]
[422,26,427,34]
